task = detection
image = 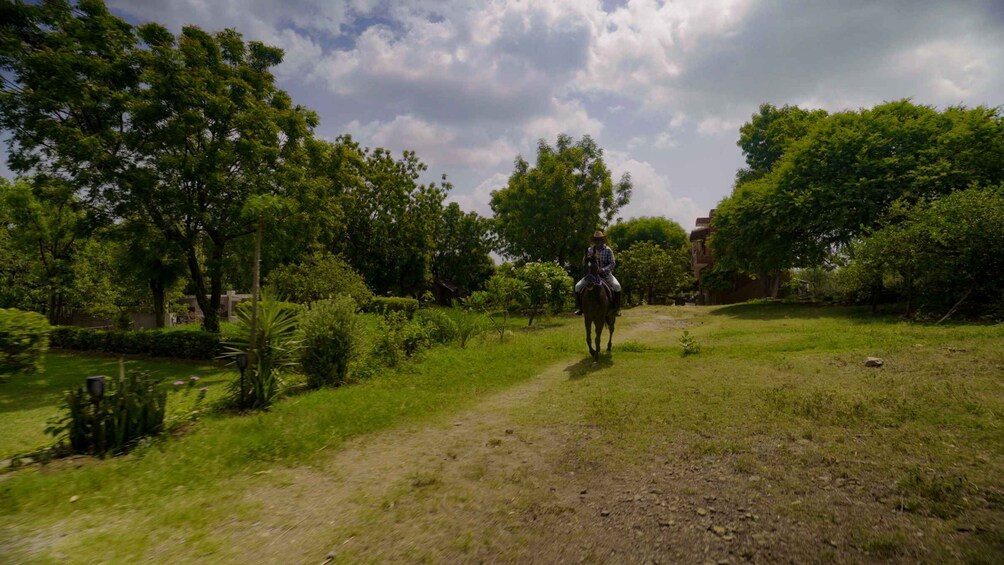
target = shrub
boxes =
[679,330,700,356]
[365,297,420,318]
[299,296,365,388]
[0,308,50,378]
[467,274,528,342]
[224,294,301,410]
[49,326,223,360]
[267,251,373,307]
[374,311,430,367]
[46,362,168,457]
[414,309,458,344]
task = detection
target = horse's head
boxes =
[584,254,603,290]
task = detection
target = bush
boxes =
[0,308,51,378]
[441,308,487,348]
[49,326,223,360]
[224,294,301,410]
[299,296,365,388]
[414,309,458,344]
[365,297,420,318]
[374,311,430,367]
[46,362,168,457]
[267,251,373,307]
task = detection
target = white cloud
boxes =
[696,116,743,136]
[449,172,509,216]
[607,151,703,229]
[345,115,516,170]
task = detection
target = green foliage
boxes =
[414,309,459,345]
[299,296,364,388]
[734,103,828,185]
[500,262,573,324]
[713,101,1004,276]
[46,362,168,457]
[617,241,691,305]
[468,274,528,342]
[268,250,373,307]
[0,178,91,324]
[678,330,700,356]
[0,3,318,332]
[440,308,487,348]
[374,311,431,367]
[606,216,688,252]
[48,326,224,359]
[0,308,51,379]
[226,294,301,410]
[432,203,496,291]
[364,297,420,318]
[328,138,449,296]
[845,185,1004,317]
[491,134,632,270]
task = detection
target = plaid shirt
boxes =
[584,245,615,276]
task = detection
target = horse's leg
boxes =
[607,314,615,352]
[590,319,598,363]
[585,316,594,358]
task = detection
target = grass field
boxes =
[1,305,1002,563]
[0,354,234,459]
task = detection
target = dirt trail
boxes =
[215,312,703,564]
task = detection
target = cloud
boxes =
[345,115,516,170]
[606,152,703,229]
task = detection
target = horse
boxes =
[582,254,616,365]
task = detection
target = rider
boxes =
[573,230,622,315]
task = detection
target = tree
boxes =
[848,185,1004,318]
[617,241,690,305]
[735,103,828,185]
[267,250,372,307]
[1,3,319,332]
[432,203,495,291]
[606,216,688,252]
[499,262,572,325]
[0,178,91,324]
[467,274,528,342]
[713,100,1004,275]
[320,137,448,296]
[491,134,632,271]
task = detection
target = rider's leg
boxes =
[605,274,622,314]
[573,278,586,315]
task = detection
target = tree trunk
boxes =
[206,237,226,333]
[150,278,166,328]
[47,290,59,325]
[184,242,219,333]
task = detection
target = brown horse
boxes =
[582,254,616,365]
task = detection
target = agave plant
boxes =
[224,291,301,410]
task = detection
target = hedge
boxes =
[0,308,51,377]
[363,297,420,318]
[49,326,224,360]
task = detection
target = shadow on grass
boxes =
[708,302,893,322]
[564,355,614,380]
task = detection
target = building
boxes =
[689,209,783,305]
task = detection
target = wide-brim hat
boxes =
[591,230,606,240]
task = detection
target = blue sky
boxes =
[6,0,1004,229]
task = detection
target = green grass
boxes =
[0,316,580,562]
[0,354,233,458]
[2,304,1002,562]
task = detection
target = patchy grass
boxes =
[0,353,233,458]
[0,318,580,562]
[2,304,1002,563]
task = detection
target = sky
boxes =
[6,0,1004,229]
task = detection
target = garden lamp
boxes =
[86,375,106,402]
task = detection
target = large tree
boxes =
[0,178,91,324]
[491,134,632,271]
[1,1,318,331]
[606,216,688,252]
[431,202,495,291]
[734,103,828,186]
[712,100,1004,275]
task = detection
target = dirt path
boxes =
[214,311,902,564]
[208,312,710,563]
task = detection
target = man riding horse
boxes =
[574,230,622,315]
